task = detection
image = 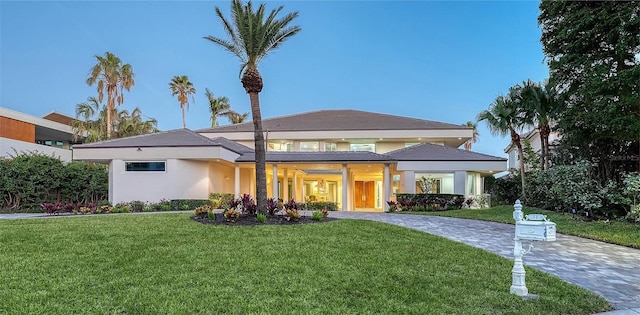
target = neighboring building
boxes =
[73,110,507,211]
[504,128,560,171]
[0,107,81,162]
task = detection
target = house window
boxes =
[467,174,476,195]
[268,141,293,152]
[350,143,375,152]
[125,161,166,172]
[405,143,420,147]
[325,142,337,152]
[300,141,319,152]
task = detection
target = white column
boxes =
[292,171,298,202]
[383,164,390,212]
[234,164,240,199]
[282,168,289,201]
[341,164,348,211]
[272,164,278,199]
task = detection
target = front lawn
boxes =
[0,214,610,314]
[422,206,640,248]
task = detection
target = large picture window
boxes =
[125,161,166,172]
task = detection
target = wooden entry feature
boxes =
[354,181,375,208]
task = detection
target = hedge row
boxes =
[0,152,108,211]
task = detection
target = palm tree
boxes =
[205,0,301,213]
[73,98,158,143]
[520,80,556,170]
[115,107,159,138]
[73,96,106,143]
[205,88,231,127]
[86,52,135,139]
[462,121,479,150]
[227,111,249,124]
[169,75,196,128]
[477,89,527,197]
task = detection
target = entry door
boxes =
[355,181,375,208]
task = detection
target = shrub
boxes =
[311,211,323,221]
[491,174,522,205]
[266,198,280,216]
[169,199,210,211]
[209,193,234,209]
[257,213,267,223]
[284,209,301,222]
[100,205,112,213]
[306,201,338,211]
[396,193,465,210]
[321,209,329,217]
[1,153,108,211]
[207,210,215,220]
[224,209,240,222]
[194,205,212,218]
[240,194,257,215]
[41,202,62,214]
[284,198,299,211]
[129,200,146,212]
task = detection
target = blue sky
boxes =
[0,1,549,158]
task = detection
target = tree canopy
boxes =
[539,1,640,181]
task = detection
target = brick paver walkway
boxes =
[329,212,640,311]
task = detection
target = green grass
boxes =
[0,214,611,314]
[421,206,640,248]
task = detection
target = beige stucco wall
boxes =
[376,142,404,154]
[208,162,235,194]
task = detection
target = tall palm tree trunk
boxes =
[107,87,116,138]
[181,103,187,128]
[243,67,267,214]
[249,92,267,214]
[540,124,551,170]
[511,130,526,197]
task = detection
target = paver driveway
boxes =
[329,212,640,311]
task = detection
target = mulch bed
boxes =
[191,212,339,226]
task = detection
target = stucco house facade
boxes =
[73,110,507,211]
[504,128,560,171]
[0,107,80,162]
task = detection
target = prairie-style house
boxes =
[73,110,507,211]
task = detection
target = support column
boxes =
[292,171,298,202]
[383,163,390,212]
[282,168,289,201]
[341,164,348,211]
[234,164,240,199]
[272,164,278,199]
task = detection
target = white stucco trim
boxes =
[73,146,240,163]
[1,137,72,161]
[396,160,507,172]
